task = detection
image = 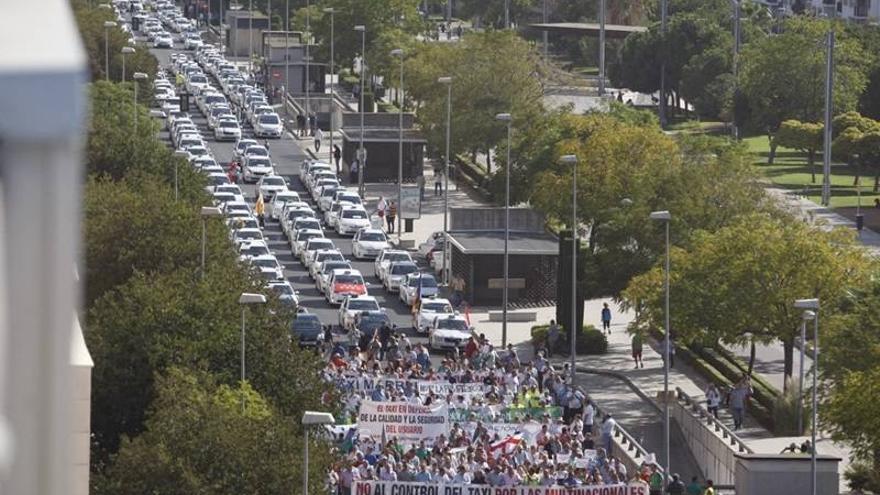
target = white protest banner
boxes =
[335,375,416,394]
[358,401,449,445]
[461,422,542,445]
[350,480,650,495]
[417,381,489,400]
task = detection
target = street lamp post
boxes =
[132,72,148,132]
[731,0,741,139]
[821,28,835,206]
[598,0,606,96]
[659,0,667,126]
[495,113,512,347]
[354,25,366,197]
[324,8,336,173]
[504,0,510,29]
[238,293,267,412]
[560,154,579,378]
[284,0,289,116]
[392,49,405,243]
[104,21,117,81]
[200,206,222,280]
[542,0,548,58]
[794,298,820,495]
[798,309,816,435]
[305,0,311,134]
[650,210,672,491]
[121,46,135,82]
[248,0,253,74]
[302,411,336,495]
[438,77,452,287]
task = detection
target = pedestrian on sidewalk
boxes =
[450,275,465,308]
[601,413,616,455]
[667,473,686,494]
[296,113,305,137]
[601,303,612,334]
[386,201,397,233]
[255,193,265,227]
[631,332,644,368]
[648,464,663,495]
[314,127,324,152]
[686,477,702,495]
[350,159,360,185]
[333,145,342,173]
[702,480,715,495]
[582,398,595,435]
[376,196,387,229]
[727,376,752,430]
[309,113,317,136]
[546,319,560,356]
[705,384,721,419]
[663,336,676,368]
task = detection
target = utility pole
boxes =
[598,0,606,96]
[821,29,835,206]
[659,0,668,127]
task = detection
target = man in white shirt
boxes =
[601,413,617,453]
[583,400,595,435]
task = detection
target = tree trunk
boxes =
[874,164,879,193]
[768,136,778,164]
[783,338,795,393]
[853,160,861,187]
[486,149,492,176]
[808,150,816,183]
[675,92,681,119]
[748,339,757,377]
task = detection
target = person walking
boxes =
[314,127,324,152]
[705,384,721,419]
[386,201,397,233]
[667,473,686,494]
[350,159,359,185]
[376,196,387,229]
[631,333,644,369]
[255,193,265,228]
[333,145,342,173]
[600,413,616,454]
[296,113,305,137]
[546,320,560,356]
[664,336,676,368]
[434,169,443,196]
[308,113,317,136]
[601,303,612,334]
[702,480,715,495]
[728,377,752,431]
[686,477,703,495]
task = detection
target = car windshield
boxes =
[271,284,294,296]
[292,316,322,334]
[334,275,364,285]
[437,318,469,331]
[317,252,344,262]
[216,186,239,194]
[295,220,320,230]
[422,302,453,313]
[349,300,379,311]
[190,75,207,83]
[323,262,351,274]
[288,210,313,221]
[246,147,268,156]
[340,195,361,204]
[241,245,269,257]
[321,188,338,197]
[262,177,285,186]
[253,258,277,268]
[386,253,411,263]
[391,264,418,275]
[219,120,238,128]
[259,114,280,124]
[307,241,334,251]
[297,232,321,242]
[358,314,388,331]
[249,158,271,167]
[343,210,367,219]
[237,141,256,151]
[236,230,260,240]
[210,176,228,185]
[413,276,438,288]
[361,232,386,242]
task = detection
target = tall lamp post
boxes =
[598,0,606,96]
[305,0,311,134]
[302,411,336,495]
[132,72,148,131]
[103,21,117,81]
[650,209,672,490]
[391,48,405,243]
[438,76,453,286]
[731,0,741,139]
[120,46,135,82]
[238,293,267,412]
[248,0,253,74]
[495,113,512,347]
[354,25,366,197]
[797,309,816,435]
[794,298,820,495]
[560,154,578,377]
[659,0,667,126]
[200,206,223,280]
[324,8,336,173]
[821,27,835,207]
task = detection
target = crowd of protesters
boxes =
[318,328,722,494]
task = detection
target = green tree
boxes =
[94,368,332,494]
[73,0,157,82]
[86,265,330,459]
[307,0,423,68]
[622,214,871,388]
[832,112,880,191]
[774,120,824,183]
[457,0,535,29]
[739,17,869,163]
[405,30,545,170]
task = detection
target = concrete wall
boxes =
[342,112,415,129]
[735,454,840,495]
[450,207,545,232]
[670,399,741,485]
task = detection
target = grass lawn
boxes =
[744,135,880,209]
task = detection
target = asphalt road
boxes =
[151,44,427,339]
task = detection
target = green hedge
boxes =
[531,324,608,355]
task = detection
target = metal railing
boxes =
[675,387,753,454]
